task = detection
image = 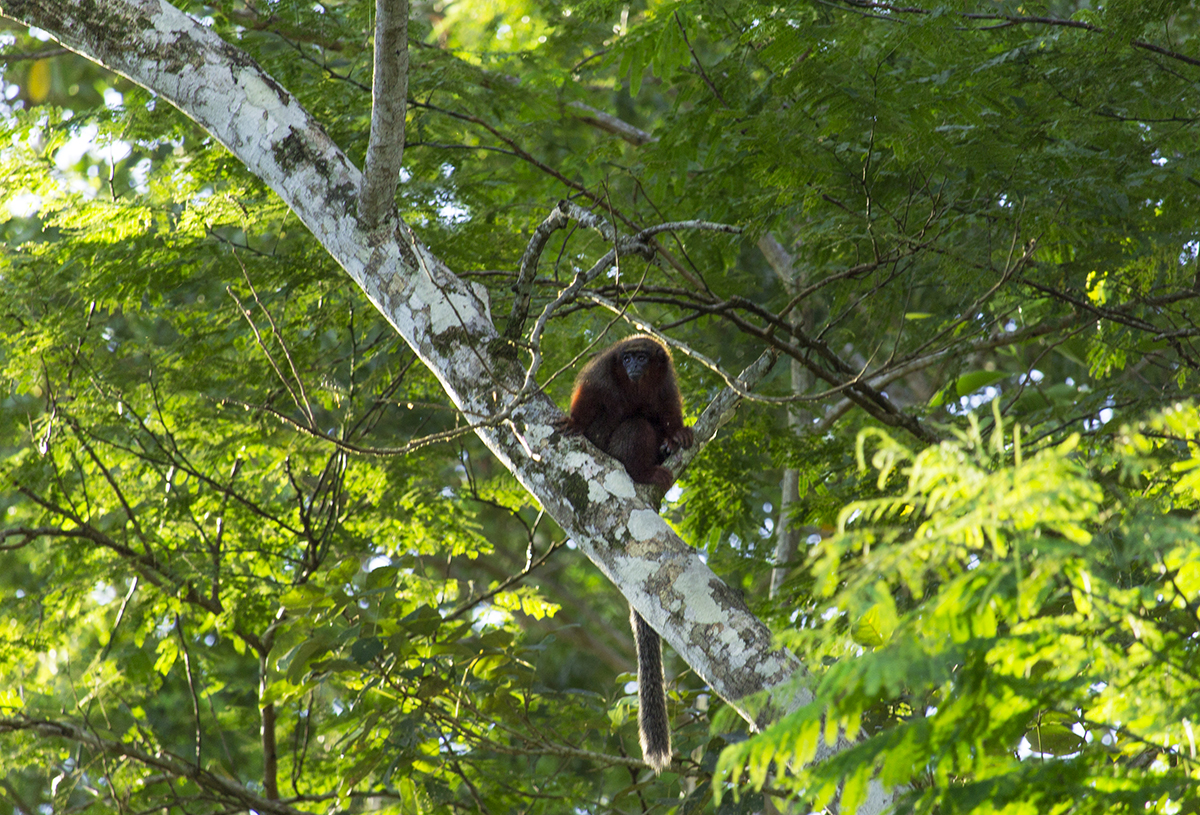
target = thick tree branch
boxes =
[358,0,409,230]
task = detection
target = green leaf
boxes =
[955,369,1010,396]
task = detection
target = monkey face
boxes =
[621,349,653,382]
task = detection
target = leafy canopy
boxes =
[2,0,1200,812]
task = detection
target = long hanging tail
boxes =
[630,607,671,773]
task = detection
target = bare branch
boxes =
[504,200,571,342]
[446,538,568,621]
[674,11,727,107]
[756,233,817,598]
[228,255,316,425]
[666,348,779,478]
[174,615,204,767]
[512,202,741,418]
[567,101,657,145]
[0,46,71,61]
[261,668,280,799]
[0,525,93,550]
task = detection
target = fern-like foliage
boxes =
[719,404,1200,815]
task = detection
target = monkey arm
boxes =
[562,380,605,434]
[652,379,693,452]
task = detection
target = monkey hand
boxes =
[668,426,694,450]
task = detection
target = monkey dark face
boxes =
[620,348,653,382]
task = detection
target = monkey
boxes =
[562,335,694,490]
[560,335,694,774]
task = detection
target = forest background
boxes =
[1,0,1199,813]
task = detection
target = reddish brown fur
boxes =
[563,336,694,490]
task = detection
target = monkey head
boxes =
[617,342,659,384]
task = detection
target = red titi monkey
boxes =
[563,335,695,488]
[561,335,694,774]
